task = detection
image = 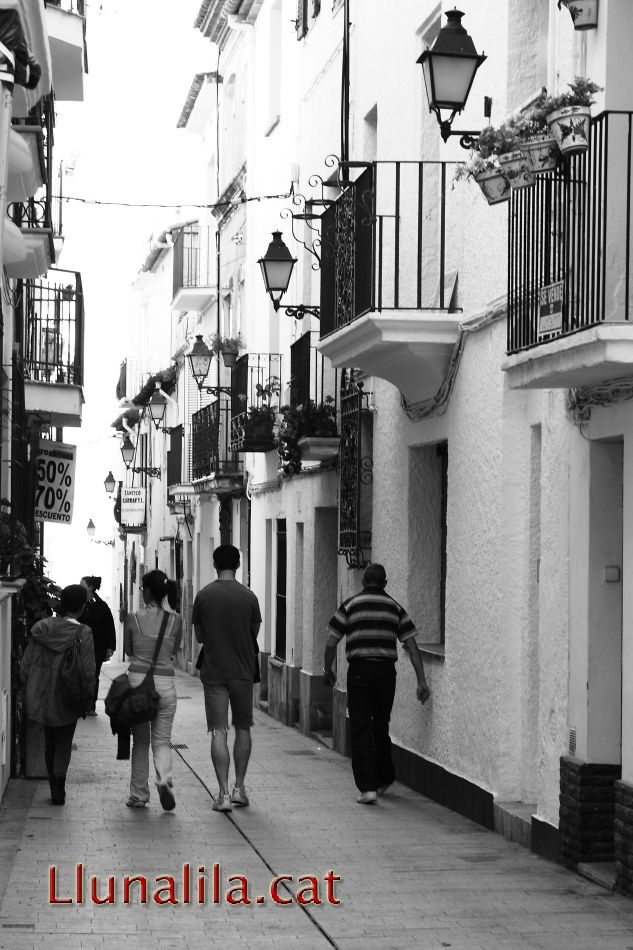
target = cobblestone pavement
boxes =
[1,663,633,950]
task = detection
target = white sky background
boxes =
[43,0,210,609]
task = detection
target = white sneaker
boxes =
[212,793,233,812]
[356,790,378,805]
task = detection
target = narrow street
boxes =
[1,665,632,950]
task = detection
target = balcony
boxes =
[504,111,633,390]
[6,196,54,278]
[172,224,216,312]
[191,402,243,493]
[282,332,339,466]
[18,269,84,427]
[45,0,87,102]
[8,96,53,205]
[230,353,282,453]
[317,161,461,404]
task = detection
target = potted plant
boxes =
[454,154,511,206]
[558,0,599,31]
[275,396,340,472]
[236,377,280,451]
[209,331,245,369]
[512,106,559,174]
[478,123,535,191]
[544,77,602,156]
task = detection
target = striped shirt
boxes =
[327,587,417,661]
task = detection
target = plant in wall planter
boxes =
[544,77,602,156]
[454,155,510,206]
[210,331,245,369]
[478,123,535,191]
[511,108,559,173]
[558,0,599,31]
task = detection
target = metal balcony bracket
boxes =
[130,467,161,478]
[274,302,320,321]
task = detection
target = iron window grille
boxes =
[17,269,84,386]
[191,401,242,480]
[338,368,373,568]
[230,352,282,453]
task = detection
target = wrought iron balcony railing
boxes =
[17,269,84,386]
[191,401,243,481]
[507,110,633,354]
[172,224,215,299]
[230,352,282,453]
[320,160,458,338]
[289,330,338,411]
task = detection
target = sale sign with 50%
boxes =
[34,441,77,525]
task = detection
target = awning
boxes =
[0,9,41,90]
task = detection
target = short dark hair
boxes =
[81,575,101,591]
[213,544,240,572]
[363,563,387,588]
[60,584,88,615]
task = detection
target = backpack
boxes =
[59,636,93,717]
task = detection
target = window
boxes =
[275,519,287,660]
[408,441,447,647]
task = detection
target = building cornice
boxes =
[177,71,221,129]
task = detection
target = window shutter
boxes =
[296,0,308,39]
[312,0,321,17]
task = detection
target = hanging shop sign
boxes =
[538,281,564,336]
[121,487,146,527]
[34,440,77,525]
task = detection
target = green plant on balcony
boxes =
[454,153,511,206]
[0,500,61,625]
[275,397,338,476]
[541,77,602,156]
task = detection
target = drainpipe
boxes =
[341,0,350,183]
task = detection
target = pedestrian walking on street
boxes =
[123,569,182,810]
[80,575,116,716]
[192,544,262,813]
[323,563,430,805]
[19,584,95,806]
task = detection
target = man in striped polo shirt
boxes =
[323,563,430,804]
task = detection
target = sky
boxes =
[43,0,210,607]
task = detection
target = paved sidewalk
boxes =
[1,663,633,950]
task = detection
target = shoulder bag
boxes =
[105,611,170,727]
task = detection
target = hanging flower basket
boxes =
[473,167,510,205]
[521,133,559,173]
[559,0,599,30]
[546,104,591,156]
[498,150,535,190]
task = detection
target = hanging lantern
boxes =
[187,335,212,389]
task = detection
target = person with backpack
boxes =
[19,584,95,805]
[80,575,117,716]
[123,569,182,810]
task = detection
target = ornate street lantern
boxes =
[86,519,96,538]
[148,382,167,429]
[187,335,213,389]
[120,435,135,468]
[418,8,487,142]
[258,231,297,310]
[104,471,116,495]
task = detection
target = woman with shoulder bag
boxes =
[123,570,182,810]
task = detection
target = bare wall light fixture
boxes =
[418,8,488,146]
[258,231,320,320]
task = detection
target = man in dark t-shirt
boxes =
[192,544,261,813]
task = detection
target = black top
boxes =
[81,592,116,660]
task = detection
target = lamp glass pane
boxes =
[189,353,211,381]
[429,54,479,109]
[260,258,294,293]
[149,393,167,425]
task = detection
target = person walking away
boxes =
[123,569,182,810]
[20,584,95,805]
[192,544,261,813]
[323,563,430,804]
[80,575,116,716]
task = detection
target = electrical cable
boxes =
[50,189,294,211]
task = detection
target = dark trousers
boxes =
[346,659,397,793]
[92,657,104,710]
[43,721,77,779]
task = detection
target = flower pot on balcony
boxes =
[498,150,535,190]
[546,104,591,156]
[242,417,276,452]
[297,435,340,462]
[559,0,598,30]
[221,350,237,369]
[474,167,510,205]
[521,133,559,173]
